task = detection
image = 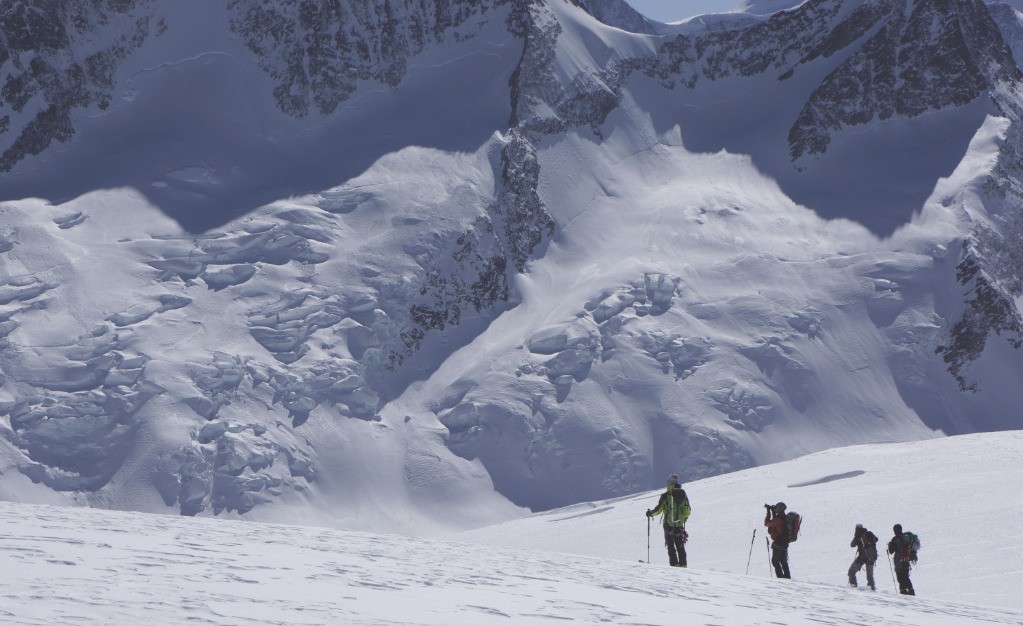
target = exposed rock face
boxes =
[0,0,514,170]
[384,215,513,369]
[573,0,655,33]
[226,0,508,117]
[988,1,1023,66]
[491,130,555,273]
[944,3,1023,391]
[789,0,1022,158]
[634,0,858,88]
[508,1,623,134]
[935,246,1023,392]
[627,0,1021,160]
[0,0,156,172]
[5,0,1015,180]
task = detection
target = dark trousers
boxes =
[848,555,875,589]
[771,542,790,578]
[895,561,915,595]
[663,525,687,567]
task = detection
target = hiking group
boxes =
[846,522,919,594]
[644,473,921,595]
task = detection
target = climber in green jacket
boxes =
[646,474,692,567]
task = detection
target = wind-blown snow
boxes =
[1,432,1021,624]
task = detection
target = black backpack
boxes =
[862,530,878,561]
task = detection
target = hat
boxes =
[667,474,680,485]
[774,502,786,511]
[855,524,864,530]
[893,524,903,534]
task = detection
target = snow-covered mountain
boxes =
[2,432,1022,623]
[2,0,1023,530]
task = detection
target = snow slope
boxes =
[462,430,1023,611]
[0,432,1021,624]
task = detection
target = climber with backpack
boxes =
[848,524,878,590]
[764,502,798,579]
[887,524,920,595]
[646,474,691,567]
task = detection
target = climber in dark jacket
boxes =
[848,524,878,590]
[887,524,918,595]
[646,474,691,567]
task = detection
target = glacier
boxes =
[0,0,1022,535]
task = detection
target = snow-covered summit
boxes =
[1,0,1023,532]
[736,0,809,15]
[576,0,657,32]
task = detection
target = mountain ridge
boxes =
[1,0,1023,527]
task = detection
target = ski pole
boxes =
[745,529,757,575]
[766,536,773,577]
[886,551,897,592]
[646,515,651,564]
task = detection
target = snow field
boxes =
[461,431,1023,611]
[1,432,1022,624]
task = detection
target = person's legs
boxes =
[663,526,679,566]
[771,545,790,578]
[865,561,876,590]
[896,563,914,594]
[848,556,862,586]
[672,529,687,567]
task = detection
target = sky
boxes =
[626,0,742,21]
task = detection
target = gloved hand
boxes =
[645,509,653,517]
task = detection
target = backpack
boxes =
[862,530,878,562]
[785,511,802,542]
[902,532,920,561]
[665,489,690,527]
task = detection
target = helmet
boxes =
[774,502,786,511]
[667,474,680,485]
